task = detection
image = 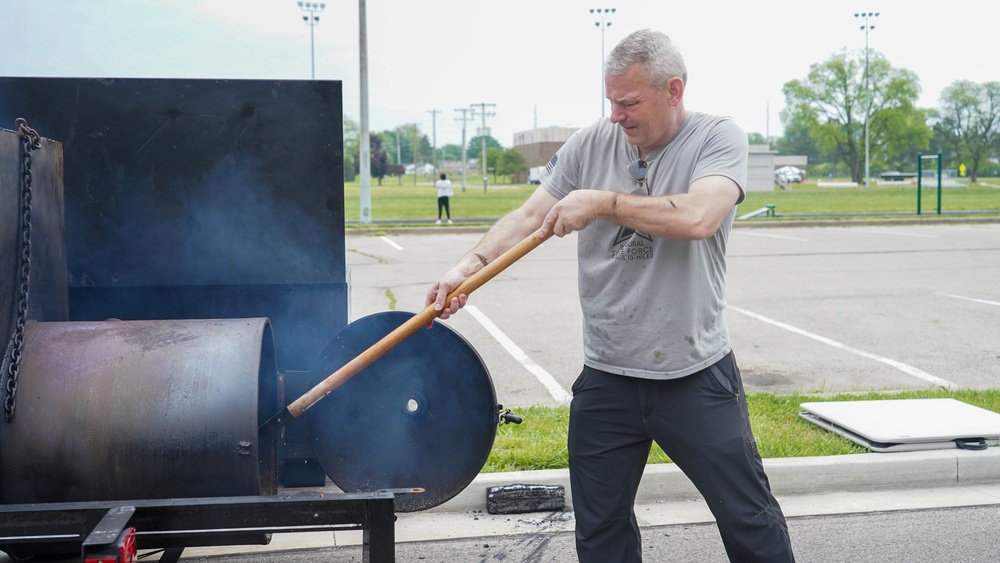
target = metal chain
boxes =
[2,118,40,422]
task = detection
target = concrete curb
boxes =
[427,447,1000,514]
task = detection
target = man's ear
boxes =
[667,76,684,106]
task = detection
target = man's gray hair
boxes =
[605,29,688,91]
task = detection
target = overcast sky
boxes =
[4,0,997,148]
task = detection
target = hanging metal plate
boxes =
[305,311,497,512]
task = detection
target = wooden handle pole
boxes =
[272,230,549,430]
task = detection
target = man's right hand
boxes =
[423,186,559,328]
[425,265,470,325]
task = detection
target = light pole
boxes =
[855,11,878,189]
[427,109,440,171]
[358,0,372,223]
[589,8,615,118]
[298,2,325,79]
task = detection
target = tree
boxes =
[773,119,824,171]
[747,132,767,145]
[440,143,464,161]
[490,148,526,183]
[343,116,359,182]
[465,135,503,160]
[781,50,928,184]
[379,125,432,166]
[353,134,390,185]
[930,80,1000,182]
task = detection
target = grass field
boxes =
[344,177,1000,224]
[741,179,1000,216]
[485,388,1000,472]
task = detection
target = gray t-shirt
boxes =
[540,112,748,379]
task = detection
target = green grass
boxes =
[346,180,534,223]
[741,180,1000,216]
[484,388,1000,472]
[344,177,1000,224]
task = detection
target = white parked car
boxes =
[775,166,804,183]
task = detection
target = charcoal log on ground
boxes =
[486,484,565,514]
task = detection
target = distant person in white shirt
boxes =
[435,173,453,224]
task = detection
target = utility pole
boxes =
[470,102,496,193]
[395,131,402,185]
[454,108,472,192]
[426,109,441,171]
[766,102,770,147]
[411,125,419,186]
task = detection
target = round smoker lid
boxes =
[305,311,498,512]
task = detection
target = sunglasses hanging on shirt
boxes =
[627,158,649,195]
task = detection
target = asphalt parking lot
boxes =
[345,220,1000,406]
[14,220,996,563]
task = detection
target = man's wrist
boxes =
[600,192,619,222]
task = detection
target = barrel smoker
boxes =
[0,78,512,562]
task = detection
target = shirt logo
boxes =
[610,182,653,261]
[611,227,653,261]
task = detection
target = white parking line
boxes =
[734,231,809,241]
[465,305,572,404]
[380,236,403,251]
[852,229,938,238]
[936,292,1000,308]
[940,225,1000,233]
[728,305,958,389]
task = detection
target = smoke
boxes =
[1,77,348,372]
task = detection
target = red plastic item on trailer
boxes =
[83,527,136,563]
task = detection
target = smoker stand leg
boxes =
[362,500,396,563]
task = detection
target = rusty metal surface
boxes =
[0,318,278,504]
[306,312,498,513]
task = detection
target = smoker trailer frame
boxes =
[0,491,401,562]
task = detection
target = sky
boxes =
[3,0,998,149]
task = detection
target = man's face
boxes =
[606,65,683,154]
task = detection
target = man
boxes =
[425,29,795,562]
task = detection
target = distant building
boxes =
[748,145,778,192]
[512,126,579,183]
[774,155,808,173]
[748,145,809,191]
[404,163,436,175]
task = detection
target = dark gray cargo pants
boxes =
[568,352,795,562]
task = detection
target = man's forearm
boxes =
[459,208,542,274]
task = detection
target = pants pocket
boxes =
[708,361,739,399]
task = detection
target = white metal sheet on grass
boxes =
[799,398,1000,453]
